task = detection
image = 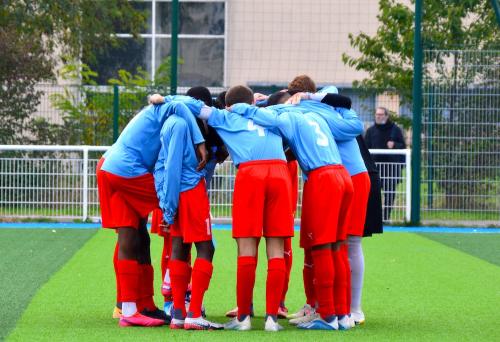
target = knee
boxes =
[196,241,214,261]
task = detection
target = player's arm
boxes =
[231,103,293,139]
[160,117,187,225]
[170,101,207,170]
[287,92,352,108]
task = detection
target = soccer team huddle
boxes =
[96,74,383,331]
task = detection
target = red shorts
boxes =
[300,165,353,249]
[150,208,169,237]
[287,160,299,215]
[96,158,159,229]
[170,180,212,243]
[232,160,294,238]
[347,172,371,236]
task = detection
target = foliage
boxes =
[342,0,500,103]
[50,59,172,145]
[0,0,146,145]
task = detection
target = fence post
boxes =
[406,149,412,222]
[113,85,119,142]
[82,146,89,221]
[170,0,179,95]
[411,0,423,224]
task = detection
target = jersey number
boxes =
[247,120,265,137]
[307,119,329,146]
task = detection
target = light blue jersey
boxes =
[199,105,286,167]
[294,101,367,176]
[101,97,205,177]
[154,115,205,224]
[229,103,341,177]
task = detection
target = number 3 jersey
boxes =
[200,105,286,167]
[227,103,343,178]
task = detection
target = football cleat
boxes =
[141,308,170,324]
[297,316,338,330]
[287,304,313,319]
[184,316,224,330]
[224,316,252,331]
[112,306,122,319]
[264,316,283,332]
[225,306,254,318]
[119,312,165,327]
[170,318,185,330]
[289,309,318,325]
[277,305,288,319]
[337,315,352,330]
[351,310,365,325]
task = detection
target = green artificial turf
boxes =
[419,233,500,266]
[6,230,500,341]
[0,229,97,341]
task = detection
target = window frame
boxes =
[114,0,227,87]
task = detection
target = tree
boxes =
[0,0,146,144]
[342,0,500,103]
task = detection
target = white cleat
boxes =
[289,310,318,325]
[351,310,365,325]
[264,316,284,332]
[224,316,251,331]
[184,316,224,330]
[338,315,353,330]
[348,314,356,328]
[287,304,313,319]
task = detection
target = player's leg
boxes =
[112,242,122,318]
[169,237,192,329]
[332,169,354,330]
[279,237,292,318]
[264,237,286,329]
[225,162,266,331]
[348,235,365,324]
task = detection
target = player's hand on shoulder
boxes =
[254,93,269,102]
[285,92,309,105]
[148,93,165,105]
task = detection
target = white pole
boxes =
[405,149,412,222]
[82,147,89,221]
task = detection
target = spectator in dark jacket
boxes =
[364,107,406,221]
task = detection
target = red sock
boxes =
[342,244,352,313]
[170,260,191,317]
[188,258,213,318]
[332,249,349,315]
[281,238,293,305]
[161,235,172,281]
[117,259,140,303]
[266,258,285,317]
[237,256,257,320]
[113,243,121,304]
[137,264,156,312]
[303,249,316,307]
[311,249,335,319]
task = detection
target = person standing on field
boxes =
[364,107,406,221]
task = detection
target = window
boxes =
[86,0,226,87]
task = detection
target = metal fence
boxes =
[422,49,500,225]
[0,145,410,224]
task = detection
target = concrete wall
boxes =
[225,0,380,87]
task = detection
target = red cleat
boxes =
[119,312,165,327]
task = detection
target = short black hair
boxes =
[214,91,227,109]
[266,91,291,106]
[187,86,213,106]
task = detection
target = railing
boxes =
[0,145,411,223]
